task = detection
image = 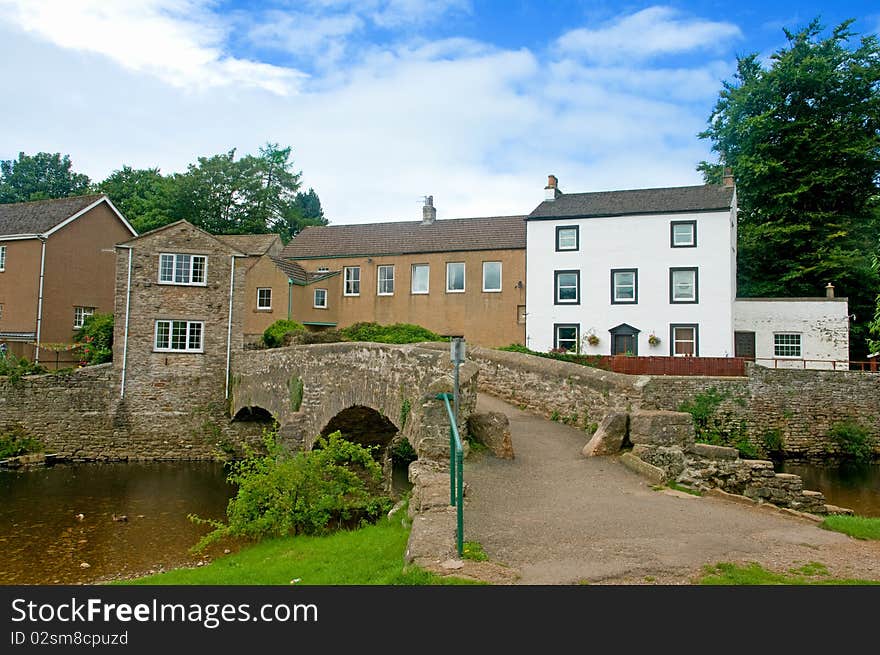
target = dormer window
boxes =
[159,253,207,286]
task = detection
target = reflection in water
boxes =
[0,462,234,585]
[777,461,880,517]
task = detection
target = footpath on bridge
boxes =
[460,394,880,584]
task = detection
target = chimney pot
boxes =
[825,282,835,299]
[421,195,436,225]
[544,174,562,201]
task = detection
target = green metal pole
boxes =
[449,425,456,506]
[456,448,464,557]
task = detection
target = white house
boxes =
[525,176,738,358]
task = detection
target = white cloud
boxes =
[247,10,363,63]
[557,6,742,62]
[0,0,304,94]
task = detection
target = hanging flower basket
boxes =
[586,334,600,346]
[648,334,661,346]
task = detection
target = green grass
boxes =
[117,512,478,586]
[651,483,702,497]
[698,562,879,585]
[821,515,880,541]
[461,541,489,562]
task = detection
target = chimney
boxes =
[544,174,562,201]
[722,167,735,188]
[825,282,835,299]
[422,195,436,225]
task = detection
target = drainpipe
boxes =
[34,236,47,363]
[225,255,245,400]
[288,278,293,321]
[118,246,133,398]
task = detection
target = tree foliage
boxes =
[74,312,114,365]
[699,19,880,358]
[0,152,91,203]
[98,166,175,234]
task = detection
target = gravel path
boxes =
[464,394,880,584]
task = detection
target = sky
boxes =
[1,1,878,225]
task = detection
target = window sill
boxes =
[313,305,328,310]
[255,308,272,312]
[343,293,360,297]
[446,289,466,294]
[670,299,698,304]
[411,291,429,295]
[152,350,204,354]
[158,281,208,287]
[482,289,502,293]
[377,293,394,297]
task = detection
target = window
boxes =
[517,305,526,324]
[314,288,328,309]
[611,269,638,304]
[154,320,204,353]
[671,220,697,247]
[344,266,360,296]
[377,265,394,295]
[257,288,272,310]
[0,245,5,271]
[159,253,207,285]
[669,267,698,303]
[411,264,429,294]
[482,262,502,292]
[670,324,698,357]
[774,333,802,358]
[554,270,580,304]
[554,324,580,353]
[73,306,95,328]
[446,262,465,293]
[556,226,579,251]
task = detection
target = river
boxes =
[776,461,880,517]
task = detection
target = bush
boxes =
[74,312,114,364]
[0,427,43,459]
[340,322,444,344]
[0,353,46,383]
[390,436,417,467]
[190,429,393,551]
[284,328,346,345]
[679,388,757,458]
[262,319,305,348]
[497,343,611,370]
[828,420,875,462]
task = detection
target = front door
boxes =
[612,333,637,356]
[734,331,756,359]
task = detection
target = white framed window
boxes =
[159,253,207,286]
[343,266,360,296]
[482,261,502,292]
[774,333,802,358]
[377,265,395,295]
[257,288,272,310]
[611,269,637,304]
[314,288,328,309]
[670,324,698,357]
[74,306,95,329]
[154,320,204,353]
[554,324,580,353]
[671,220,697,247]
[670,267,698,303]
[0,245,6,271]
[411,264,429,294]
[554,270,579,304]
[446,262,465,293]
[556,226,579,251]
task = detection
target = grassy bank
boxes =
[699,562,879,585]
[820,515,880,541]
[118,511,476,586]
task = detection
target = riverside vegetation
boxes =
[262,320,445,349]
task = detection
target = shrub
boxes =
[0,427,43,459]
[284,328,346,345]
[679,388,757,458]
[761,428,785,457]
[262,319,305,348]
[0,353,46,384]
[497,343,611,370]
[390,436,417,467]
[74,312,114,364]
[340,322,444,344]
[828,420,875,462]
[190,429,392,551]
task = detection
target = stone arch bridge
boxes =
[230,342,478,460]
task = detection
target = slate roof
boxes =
[269,256,339,285]
[280,215,526,259]
[528,185,734,220]
[0,194,106,236]
[215,234,280,256]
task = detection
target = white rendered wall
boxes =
[733,298,850,369]
[525,208,736,357]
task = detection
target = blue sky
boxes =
[1,1,877,224]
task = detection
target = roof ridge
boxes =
[0,193,105,209]
[305,215,526,229]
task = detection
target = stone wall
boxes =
[641,364,880,459]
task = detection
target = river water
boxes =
[0,462,234,585]
[777,461,880,517]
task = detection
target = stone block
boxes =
[629,410,695,448]
[691,443,739,460]
[467,411,514,459]
[620,452,666,485]
[582,412,628,457]
[633,444,687,479]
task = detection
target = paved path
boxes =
[464,394,880,584]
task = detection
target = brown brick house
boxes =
[0,194,136,366]
[280,197,527,346]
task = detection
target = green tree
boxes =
[276,187,328,243]
[98,166,176,233]
[0,152,91,203]
[698,19,880,359]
